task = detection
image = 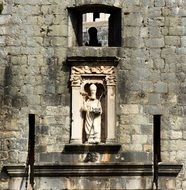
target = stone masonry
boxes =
[0,0,186,189]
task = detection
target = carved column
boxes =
[70,72,83,144]
[105,74,117,143]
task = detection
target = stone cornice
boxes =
[67,47,121,57]
[67,56,119,66]
[3,163,182,178]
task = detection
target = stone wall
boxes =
[0,0,186,189]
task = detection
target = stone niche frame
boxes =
[67,56,119,144]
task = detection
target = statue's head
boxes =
[89,84,97,99]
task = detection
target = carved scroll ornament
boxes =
[70,66,116,86]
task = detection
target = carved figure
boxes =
[81,84,102,144]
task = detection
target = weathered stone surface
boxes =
[0,0,185,189]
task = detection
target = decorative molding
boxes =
[70,66,116,86]
[70,73,82,86]
[72,66,115,75]
[3,163,182,177]
[67,56,119,66]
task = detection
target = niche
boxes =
[68,4,121,47]
[68,57,119,144]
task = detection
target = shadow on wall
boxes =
[0,3,3,14]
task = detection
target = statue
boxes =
[81,84,102,144]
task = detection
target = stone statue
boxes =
[81,84,102,144]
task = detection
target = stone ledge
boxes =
[67,55,119,66]
[63,144,121,154]
[67,47,121,59]
[3,163,182,177]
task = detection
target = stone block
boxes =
[132,135,148,144]
[126,178,144,189]
[171,131,182,139]
[149,70,161,81]
[150,49,161,59]
[120,104,139,114]
[51,36,67,46]
[148,7,162,18]
[182,180,186,189]
[181,36,186,47]
[183,131,186,139]
[0,181,9,190]
[129,144,143,151]
[165,36,181,46]
[154,82,168,93]
[141,125,152,134]
[144,105,163,115]
[18,152,27,163]
[145,38,164,48]
[48,24,68,36]
[148,93,161,104]
[120,134,131,144]
[148,17,165,26]
[153,58,165,69]
[148,26,162,37]
[169,26,186,36]
[178,8,186,16]
[176,151,186,160]
[124,27,140,37]
[165,17,182,26]
[161,47,176,58]
[140,27,148,37]
[39,176,68,189]
[124,37,144,48]
[0,15,11,25]
[142,82,153,93]
[178,94,186,104]
[139,0,154,6]
[124,14,143,26]
[165,178,176,189]
[176,47,186,55]
[155,0,165,6]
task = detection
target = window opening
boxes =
[83,13,110,46]
[68,5,121,47]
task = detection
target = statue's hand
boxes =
[91,107,101,114]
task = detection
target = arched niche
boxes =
[81,79,106,143]
[67,56,119,144]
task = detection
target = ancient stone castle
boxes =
[0,0,186,189]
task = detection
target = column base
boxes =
[106,138,117,144]
[70,139,82,144]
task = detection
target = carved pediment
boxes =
[71,66,116,86]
